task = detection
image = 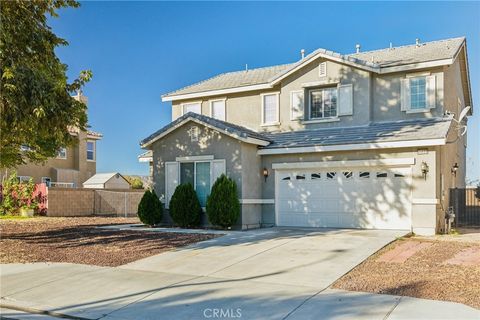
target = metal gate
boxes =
[450,187,480,226]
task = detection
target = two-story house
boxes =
[141,37,472,235]
[3,92,103,188]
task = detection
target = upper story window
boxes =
[401,75,436,113]
[182,102,201,115]
[309,87,337,119]
[210,99,226,121]
[410,77,426,110]
[86,141,95,161]
[261,93,279,125]
[57,147,67,159]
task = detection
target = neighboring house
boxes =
[2,92,102,188]
[141,37,472,235]
[83,172,131,189]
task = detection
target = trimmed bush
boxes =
[206,174,240,229]
[137,190,163,226]
[169,183,202,228]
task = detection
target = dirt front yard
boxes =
[333,233,480,309]
[0,217,218,267]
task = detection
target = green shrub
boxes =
[1,171,38,216]
[169,183,201,228]
[137,190,163,226]
[126,176,144,189]
[206,174,240,229]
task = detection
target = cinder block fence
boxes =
[46,188,145,217]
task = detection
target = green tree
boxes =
[125,176,144,189]
[0,0,92,168]
[169,184,202,228]
[137,190,163,227]
[206,174,240,229]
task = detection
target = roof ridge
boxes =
[347,36,465,56]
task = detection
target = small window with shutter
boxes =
[401,75,436,112]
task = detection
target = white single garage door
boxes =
[276,167,412,230]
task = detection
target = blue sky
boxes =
[50,1,480,181]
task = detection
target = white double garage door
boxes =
[276,167,412,230]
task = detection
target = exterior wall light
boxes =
[421,161,429,180]
[263,168,269,182]
[451,163,459,176]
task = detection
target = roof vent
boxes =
[245,64,248,72]
[389,42,393,49]
[300,49,305,59]
[355,44,361,53]
[416,38,420,47]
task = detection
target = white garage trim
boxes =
[240,199,275,204]
[257,139,445,155]
[272,158,415,170]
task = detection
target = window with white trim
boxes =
[182,102,201,115]
[309,87,337,119]
[86,141,95,161]
[401,75,436,112]
[410,77,427,110]
[57,147,67,159]
[262,93,279,125]
[18,176,32,183]
[210,99,226,121]
[290,91,304,120]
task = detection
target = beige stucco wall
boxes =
[149,121,263,229]
[434,55,468,232]
[5,131,98,186]
[372,67,444,122]
[171,60,448,134]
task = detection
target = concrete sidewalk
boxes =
[1,264,478,320]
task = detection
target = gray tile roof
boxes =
[347,37,465,67]
[164,64,293,97]
[140,112,272,147]
[261,118,452,149]
[163,37,465,98]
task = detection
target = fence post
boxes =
[124,192,127,218]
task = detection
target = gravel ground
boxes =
[0,217,218,267]
[333,238,480,309]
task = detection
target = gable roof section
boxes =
[162,37,468,102]
[347,37,465,68]
[140,112,272,148]
[83,172,128,186]
[258,117,453,155]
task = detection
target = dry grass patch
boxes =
[0,217,218,267]
[333,237,480,309]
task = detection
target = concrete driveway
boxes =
[1,228,479,319]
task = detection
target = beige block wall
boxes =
[47,188,95,216]
[47,188,145,217]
